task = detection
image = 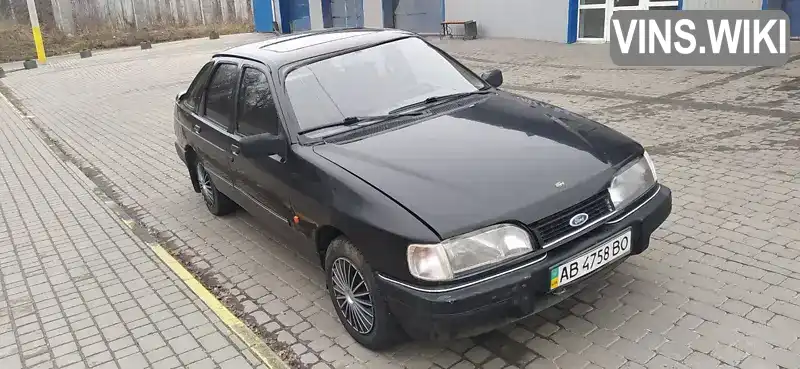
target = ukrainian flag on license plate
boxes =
[550,268,560,289]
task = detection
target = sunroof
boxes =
[261,31,375,52]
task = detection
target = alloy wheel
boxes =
[331,258,375,334]
[196,164,214,206]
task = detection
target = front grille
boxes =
[530,191,614,247]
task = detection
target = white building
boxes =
[268,0,798,42]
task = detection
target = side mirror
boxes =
[481,69,503,88]
[239,133,285,158]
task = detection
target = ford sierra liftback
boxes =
[173,28,672,349]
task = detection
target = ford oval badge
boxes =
[569,213,589,227]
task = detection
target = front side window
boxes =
[204,63,239,129]
[236,68,281,136]
[184,62,214,111]
[285,37,486,134]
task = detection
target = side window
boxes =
[203,63,240,129]
[183,62,214,111]
[236,67,281,136]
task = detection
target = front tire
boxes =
[195,160,236,216]
[324,236,403,350]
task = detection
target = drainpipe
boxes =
[272,0,279,28]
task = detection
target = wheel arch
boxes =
[184,145,201,193]
[315,225,343,267]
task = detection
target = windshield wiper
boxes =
[388,89,492,114]
[298,112,424,136]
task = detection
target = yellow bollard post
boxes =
[25,0,47,64]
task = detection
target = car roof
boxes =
[214,28,419,69]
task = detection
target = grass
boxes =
[0,22,255,63]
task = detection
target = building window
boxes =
[649,0,679,10]
[615,0,641,6]
[576,0,680,41]
[579,9,606,38]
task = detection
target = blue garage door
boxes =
[279,0,311,33]
[253,0,275,32]
[331,0,364,27]
[393,0,441,34]
[786,0,800,37]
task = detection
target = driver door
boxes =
[230,64,295,229]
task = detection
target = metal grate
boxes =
[530,191,614,246]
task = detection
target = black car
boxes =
[173,28,672,350]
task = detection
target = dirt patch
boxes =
[774,77,800,92]
[0,22,255,63]
[169,247,306,369]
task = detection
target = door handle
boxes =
[193,125,201,133]
[231,144,240,155]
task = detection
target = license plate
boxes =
[550,229,631,290]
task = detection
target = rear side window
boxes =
[183,62,214,111]
[236,67,281,136]
[203,63,239,129]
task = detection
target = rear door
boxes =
[194,61,241,187]
[230,64,295,228]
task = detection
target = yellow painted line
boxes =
[149,243,289,369]
[3,85,285,369]
[122,219,136,229]
[2,87,281,368]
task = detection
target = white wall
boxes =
[445,0,569,42]
[682,0,761,10]
[310,0,324,28]
[363,0,384,27]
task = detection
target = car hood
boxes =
[313,91,642,239]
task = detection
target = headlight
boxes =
[407,224,533,281]
[608,151,658,211]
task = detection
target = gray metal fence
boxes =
[0,0,252,33]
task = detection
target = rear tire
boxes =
[195,160,236,216]
[324,236,403,350]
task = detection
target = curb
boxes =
[149,242,290,369]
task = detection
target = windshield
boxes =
[285,37,486,133]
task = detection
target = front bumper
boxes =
[376,184,672,341]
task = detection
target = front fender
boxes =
[291,146,440,282]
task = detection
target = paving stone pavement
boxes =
[0,83,266,368]
[1,33,799,369]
